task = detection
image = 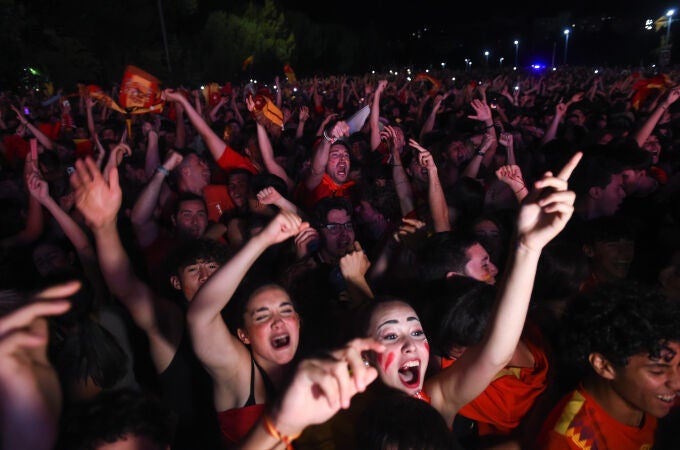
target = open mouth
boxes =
[657,394,676,403]
[398,360,421,389]
[337,164,347,177]
[271,335,290,349]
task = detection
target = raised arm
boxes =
[72,158,181,371]
[419,93,448,141]
[540,99,567,146]
[248,97,294,191]
[466,99,498,169]
[238,338,383,450]
[163,89,227,162]
[409,139,450,232]
[634,87,680,147]
[11,106,53,151]
[130,150,183,247]
[305,121,349,191]
[1,153,44,250]
[370,80,388,151]
[426,152,581,424]
[384,126,414,217]
[186,212,308,410]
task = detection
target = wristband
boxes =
[475,149,486,157]
[323,130,337,144]
[156,166,170,177]
[262,413,300,450]
[485,124,494,129]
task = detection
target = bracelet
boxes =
[156,166,170,177]
[475,150,486,157]
[323,130,337,144]
[514,185,527,194]
[263,413,300,450]
[485,124,494,129]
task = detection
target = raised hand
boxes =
[517,152,582,251]
[376,80,388,94]
[498,132,513,149]
[340,241,371,281]
[256,186,282,205]
[294,227,321,260]
[258,211,309,246]
[0,280,77,450]
[26,172,50,204]
[299,105,310,122]
[271,338,384,438]
[409,139,436,171]
[495,164,526,195]
[468,99,492,122]
[393,217,426,245]
[71,157,122,230]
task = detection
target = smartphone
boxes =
[30,139,38,160]
[66,166,75,176]
[490,98,498,109]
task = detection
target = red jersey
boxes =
[294,173,356,211]
[535,386,657,450]
[442,329,549,435]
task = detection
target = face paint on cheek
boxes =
[383,352,396,372]
[424,342,430,354]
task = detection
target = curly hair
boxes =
[562,281,680,375]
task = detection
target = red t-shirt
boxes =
[215,144,258,174]
[2,135,29,166]
[442,328,550,436]
[203,184,234,223]
[535,385,657,450]
[294,173,357,211]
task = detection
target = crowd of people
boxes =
[1,65,680,449]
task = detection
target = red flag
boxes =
[631,74,674,110]
[414,73,442,95]
[118,65,164,114]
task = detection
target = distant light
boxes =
[425,69,429,73]
[372,70,375,74]
[407,76,412,81]
[514,40,519,45]
[652,64,657,68]
[441,62,445,67]
[407,69,411,74]
[513,66,517,70]
[645,19,654,30]
[564,29,570,35]
[594,69,599,74]
[484,51,490,56]
[293,87,298,92]
[668,9,675,17]
[552,67,557,71]
[28,68,38,75]
[452,77,456,81]
[200,85,205,90]
[514,85,519,90]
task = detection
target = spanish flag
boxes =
[631,74,674,110]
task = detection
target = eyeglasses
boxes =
[323,222,353,234]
